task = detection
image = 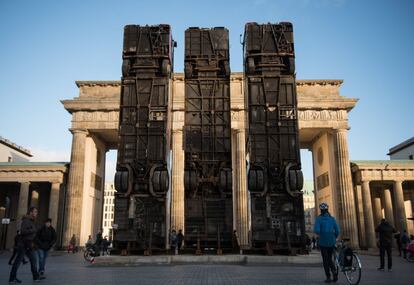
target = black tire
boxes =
[248,169,257,192]
[114,171,122,191]
[256,170,264,191]
[333,250,339,278]
[185,170,197,192]
[121,171,129,192]
[152,170,161,192]
[83,249,94,262]
[160,170,169,192]
[295,170,304,190]
[219,169,232,192]
[289,169,297,191]
[226,169,232,191]
[344,253,361,285]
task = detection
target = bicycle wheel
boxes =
[333,250,339,274]
[344,253,361,285]
[84,249,94,262]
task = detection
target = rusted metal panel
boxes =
[244,22,305,252]
[114,25,174,251]
[184,27,233,249]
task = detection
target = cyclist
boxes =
[314,202,340,283]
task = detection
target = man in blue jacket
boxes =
[314,203,340,283]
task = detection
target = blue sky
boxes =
[0,0,413,181]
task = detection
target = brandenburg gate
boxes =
[61,73,364,248]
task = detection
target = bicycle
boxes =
[332,238,362,285]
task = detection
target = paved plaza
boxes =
[1,251,413,284]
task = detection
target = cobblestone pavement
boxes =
[0,251,413,284]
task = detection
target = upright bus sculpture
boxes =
[183,27,233,251]
[244,22,305,254]
[113,25,175,253]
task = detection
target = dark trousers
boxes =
[9,245,39,281]
[320,246,336,278]
[8,247,28,265]
[379,245,392,269]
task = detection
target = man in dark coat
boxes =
[375,218,396,271]
[8,231,28,265]
[36,218,57,276]
[177,229,184,251]
[9,207,43,283]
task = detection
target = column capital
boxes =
[393,178,405,183]
[69,128,88,135]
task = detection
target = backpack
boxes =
[341,247,354,267]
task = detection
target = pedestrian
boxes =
[394,231,402,256]
[9,207,44,283]
[95,230,103,253]
[232,230,240,253]
[35,218,56,277]
[312,236,316,249]
[170,229,177,254]
[305,234,312,252]
[375,218,396,271]
[85,235,93,247]
[8,231,28,266]
[313,203,339,283]
[401,230,410,259]
[177,229,184,252]
[102,236,109,256]
[68,234,77,253]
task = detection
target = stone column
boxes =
[382,188,395,226]
[372,190,383,227]
[334,129,358,247]
[170,129,185,233]
[233,129,249,248]
[361,180,376,248]
[63,129,88,246]
[393,180,407,231]
[17,182,30,220]
[49,182,61,229]
[354,185,366,248]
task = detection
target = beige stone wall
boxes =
[79,135,106,245]
[312,132,338,218]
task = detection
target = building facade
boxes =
[102,182,115,239]
[0,162,68,249]
[351,160,414,249]
[0,136,32,162]
[302,180,316,236]
[388,137,414,160]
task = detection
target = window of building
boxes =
[8,156,12,162]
